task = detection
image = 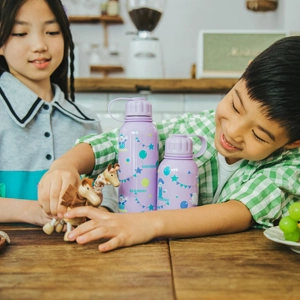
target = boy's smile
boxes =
[220,133,241,152]
[214,80,294,164]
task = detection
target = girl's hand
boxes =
[64,206,158,252]
[38,166,81,218]
[28,201,53,226]
[38,143,96,218]
[0,199,52,226]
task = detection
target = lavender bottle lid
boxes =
[125,97,152,117]
[164,134,207,159]
[164,134,193,158]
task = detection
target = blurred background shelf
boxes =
[90,65,124,77]
[69,15,123,48]
[68,15,123,24]
[73,78,239,93]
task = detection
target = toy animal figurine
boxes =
[0,230,10,249]
[42,163,120,242]
[93,163,120,199]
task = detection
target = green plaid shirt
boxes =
[76,110,300,229]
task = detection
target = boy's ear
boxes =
[285,140,300,149]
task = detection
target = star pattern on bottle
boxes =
[171,175,179,181]
[133,198,156,211]
[148,204,155,211]
[135,167,142,174]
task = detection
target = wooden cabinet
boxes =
[69,15,124,77]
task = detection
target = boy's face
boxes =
[215,80,295,164]
[0,0,64,92]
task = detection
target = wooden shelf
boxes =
[68,15,123,24]
[73,78,239,93]
[90,65,124,77]
[68,15,124,49]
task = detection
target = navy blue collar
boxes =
[0,72,96,128]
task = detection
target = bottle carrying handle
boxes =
[191,135,207,158]
[108,97,146,122]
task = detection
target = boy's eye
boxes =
[231,100,240,114]
[252,130,267,143]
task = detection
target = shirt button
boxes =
[44,132,51,137]
[46,154,52,160]
[43,104,49,110]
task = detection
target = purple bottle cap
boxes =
[125,97,152,117]
[165,134,193,158]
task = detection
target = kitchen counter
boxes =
[74,78,239,93]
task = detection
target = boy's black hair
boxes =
[241,36,300,143]
[0,0,75,101]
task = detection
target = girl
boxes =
[0,0,117,225]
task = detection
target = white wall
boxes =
[62,0,300,79]
[64,0,300,132]
[75,92,224,132]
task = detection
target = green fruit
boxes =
[279,216,298,233]
[288,202,300,221]
[284,228,300,242]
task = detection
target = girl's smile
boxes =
[30,58,51,69]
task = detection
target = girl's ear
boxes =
[285,140,300,149]
[0,48,3,55]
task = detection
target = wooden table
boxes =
[0,224,173,300]
[169,231,300,300]
[0,225,299,300]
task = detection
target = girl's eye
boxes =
[252,130,267,143]
[47,31,60,36]
[231,100,240,114]
[11,33,27,37]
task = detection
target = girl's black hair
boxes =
[0,0,75,101]
[241,36,300,143]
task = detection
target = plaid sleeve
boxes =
[155,111,216,161]
[75,114,192,177]
[74,110,216,181]
[222,166,300,229]
[155,114,189,160]
[75,128,119,176]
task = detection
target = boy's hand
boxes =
[38,165,81,218]
[64,206,157,252]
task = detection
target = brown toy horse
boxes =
[42,163,120,241]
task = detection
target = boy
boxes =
[38,36,300,252]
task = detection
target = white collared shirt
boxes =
[0,72,102,200]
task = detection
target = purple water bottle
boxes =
[157,134,207,210]
[108,97,159,213]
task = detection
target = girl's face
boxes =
[0,0,64,92]
[215,80,298,164]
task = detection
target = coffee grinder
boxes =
[126,0,165,78]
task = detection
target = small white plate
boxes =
[264,226,300,254]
